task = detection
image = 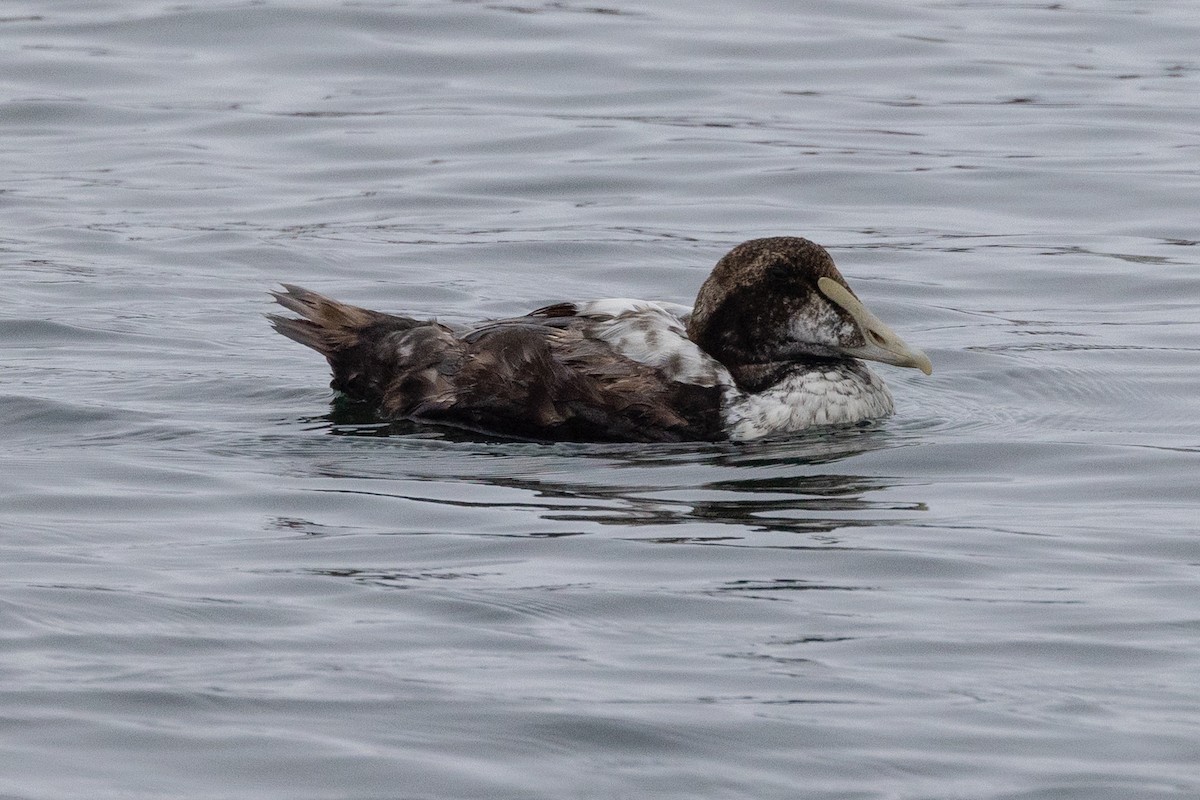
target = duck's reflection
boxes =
[299,415,923,544]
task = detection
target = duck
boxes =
[269,236,932,442]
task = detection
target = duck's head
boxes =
[686,237,932,391]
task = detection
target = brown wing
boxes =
[444,323,723,441]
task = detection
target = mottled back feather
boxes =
[269,286,723,442]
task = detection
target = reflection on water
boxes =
[312,415,919,540]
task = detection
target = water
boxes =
[2,1,1199,797]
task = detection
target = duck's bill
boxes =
[817,277,933,375]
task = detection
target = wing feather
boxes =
[272,288,727,441]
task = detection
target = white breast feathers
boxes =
[722,364,894,441]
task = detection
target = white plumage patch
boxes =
[721,364,894,441]
[572,299,729,388]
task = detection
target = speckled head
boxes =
[686,237,931,390]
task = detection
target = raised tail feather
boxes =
[269,285,444,409]
[267,284,383,358]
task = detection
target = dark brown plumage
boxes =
[268,284,723,442]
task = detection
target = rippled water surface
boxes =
[3,1,1199,798]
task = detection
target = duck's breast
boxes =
[723,362,895,441]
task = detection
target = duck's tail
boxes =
[269,285,444,408]
[267,284,383,358]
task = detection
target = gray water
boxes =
[3,1,1199,797]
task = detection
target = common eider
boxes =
[269,236,932,442]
